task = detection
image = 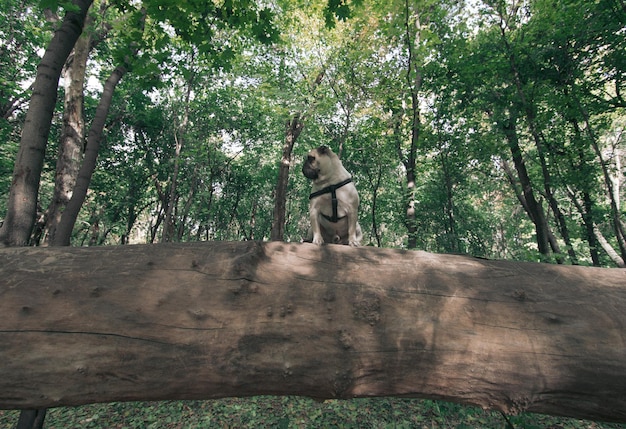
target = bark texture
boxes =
[270,114,304,241]
[270,70,324,242]
[1,241,625,422]
[43,26,91,246]
[0,0,93,247]
[51,64,127,246]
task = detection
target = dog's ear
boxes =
[317,145,331,155]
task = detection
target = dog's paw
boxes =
[348,238,360,247]
[312,235,325,246]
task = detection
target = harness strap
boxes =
[309,178,353,223]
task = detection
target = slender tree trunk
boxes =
[151,178,167,243]
[367,164,383,247]
[51,64,127,246]
[0,0,94,247]
[398,0,423,250]
[270,70,325,242]
[594,225,626,267]
[496,11,576,263]
[270,114,304,241]
[41,2,112,245]
[539,150,572,263]
[41,24,93,246]
[566,118,602,266]
[501,117,552,258]
[438,145,460,253]
[524,110,575,264]
[161,133,183,243]
[177,170,200,241]
[51,7,145,246]
[581,190,601,266]
[567,185,610,267]
[162,64,195,243]
[578,102,626,262]
[404,168,418,249]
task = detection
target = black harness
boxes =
[309,178,352,223]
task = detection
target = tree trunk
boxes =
[499,18,575,264]
[365,164,383,247]
[270,114,304,241]
[41,23,92,246]
[439,148,460,253]
[162,62,195,243]
[50,7,146,247]
[501,117,553,258]
[177,169,200,241]
[51,64,127,246]
[580,103,626,262]
[567,119,602,266]
[0,0,94,247]
[1,241,626,423]
[594,225,626,268]
[399,0,423,250]
[15,409,46,429]
[161,133,183,243]
[566,184,603,267]
[270,70,325,242]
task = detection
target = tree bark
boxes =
[501,116,553,258]
[270,114,304,241]
[0,0,94,247]
[270,70,324,242]
[399,0,422,250]
[41,23,92,246]
[162,59,195,243]
[498,15,575,264]
[581,103,626,262]
[51,64,127,246]
[50,8,146,247]
[1,241,626,423]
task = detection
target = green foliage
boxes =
[323,0,362,28]
[2,397,626,428]
[0,1,50,114]
[1,0,624,260]
[1,0,626,424]
[143,0,278,54]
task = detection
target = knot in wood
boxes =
[352,291,381,326]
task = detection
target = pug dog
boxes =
[302,145,362,246]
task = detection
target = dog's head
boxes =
[302,145,334,180]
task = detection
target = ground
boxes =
[2,397,626,428]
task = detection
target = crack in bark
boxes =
[0,330,174,345]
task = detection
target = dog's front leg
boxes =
[309,207,325,245]
[347,210,360,247]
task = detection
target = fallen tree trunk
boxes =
[1,241,625,422]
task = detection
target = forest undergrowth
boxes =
[1,397,626,429]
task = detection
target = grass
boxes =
[1,397,626,429]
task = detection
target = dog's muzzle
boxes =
[302,162,319,180]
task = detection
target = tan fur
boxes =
[302,146,362,246]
